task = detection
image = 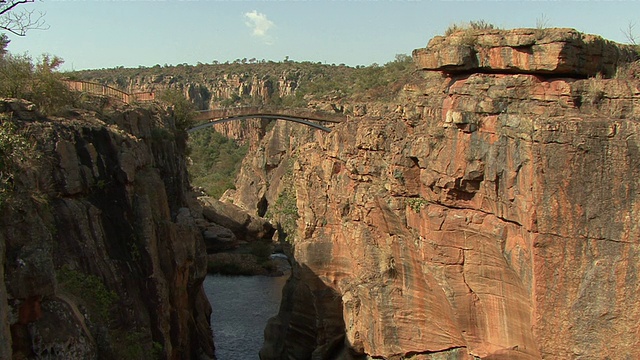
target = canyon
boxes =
[2,27,640,359]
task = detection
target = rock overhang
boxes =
[412,27,639,78]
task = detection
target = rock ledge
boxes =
[413,28,638,77]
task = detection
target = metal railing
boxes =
[63,80,155,104]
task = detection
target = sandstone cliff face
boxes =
[220,119,330,219]
[0,100,214,359]
[260,29,640,359]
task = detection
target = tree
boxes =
[157,88,196,131]
[0,52,74,114]
[622,21,638,45]
[0,33,9,57]
[1,0,47,36]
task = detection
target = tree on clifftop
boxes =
[1,0,47,36]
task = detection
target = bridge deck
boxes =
[194,106,347,123]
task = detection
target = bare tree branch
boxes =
[0,0,48,36]
[0,0,32,16]
[622,21,638,45]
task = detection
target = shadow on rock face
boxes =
[260,263,367,360]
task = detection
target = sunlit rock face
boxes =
[0,100,214,359]
[413,27,637,77]
[261,29,640,359]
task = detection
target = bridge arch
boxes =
[188,107,347,133]
[188,114,333,133]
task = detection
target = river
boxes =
[203,273,288,359]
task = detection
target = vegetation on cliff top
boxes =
[0,38,75,114]
[156,88,196,131]
[71,53,415,106]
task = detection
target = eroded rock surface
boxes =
[414,28,638,77]
[260,29,640,359]
[0,100,214,359]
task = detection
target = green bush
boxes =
[187,128,248,198]
[266,185,299,242]
[0,51,75,115]
[407,197,429,213]
[31,55,76,114]
[56,265,118,321]
[157,88,196,131]
[110,329,164,360]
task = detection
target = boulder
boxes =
[202,223,238,252]
[199,196,275,241]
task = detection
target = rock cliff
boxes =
[74,63,349,111]
[0,99,214,359]
[260,29,640,359]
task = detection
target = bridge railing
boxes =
[63,80,155,104]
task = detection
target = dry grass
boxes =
[444,20,497,36]
[615,60,640,80]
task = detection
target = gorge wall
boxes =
[255,29,640,359]
[0,100,214,359]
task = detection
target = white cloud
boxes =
[244,10,275,43]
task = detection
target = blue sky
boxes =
[5,0,640,71]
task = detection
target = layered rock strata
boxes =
[0,100,214,359]
[261,29,640,359]
[414,28,638,77]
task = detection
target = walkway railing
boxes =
[63,80,155,104]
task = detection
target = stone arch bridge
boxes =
[189,106,347,133]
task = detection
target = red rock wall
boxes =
[261,30,640,360]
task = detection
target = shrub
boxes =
[0,116,40,208]
[157,88,196,131]
[445,20,497,36]
[265,184,298,242]
[56,265,118,321]
[407,197,429,213]
[187,128,248,198]
[0,53,75,114]
[468,20,497,30]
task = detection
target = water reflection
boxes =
[203,274,288,359]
